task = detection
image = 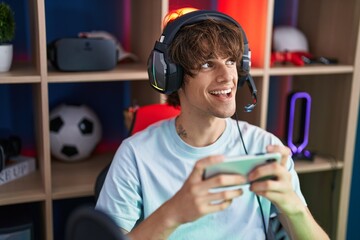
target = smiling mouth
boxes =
[209,89,232,97]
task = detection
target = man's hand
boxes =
[247,145,304,215]
[247,145,330,239]
[163,155,246,227]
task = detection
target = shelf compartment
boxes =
[298,169,341,237]
[51,152,113,200]
[0,171,45,206]
[297,0,360,65]
[267,74,352,161]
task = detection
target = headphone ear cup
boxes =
[147,49,166,93]
[239,42,251,88]
[238,71,248,88]
[238,75,247,88]
[166,62,183,93]
[147,45,183,95]
[237,59,249,88]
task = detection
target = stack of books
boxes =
[0,156,36,185]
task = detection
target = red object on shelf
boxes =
[217,0,267,68]
[271,51,312,66]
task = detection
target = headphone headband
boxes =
[160,10,248,45]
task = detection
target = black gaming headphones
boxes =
[147,10,257,112]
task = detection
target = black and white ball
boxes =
[49,104,102,162]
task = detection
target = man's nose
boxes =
[216,64,235,83]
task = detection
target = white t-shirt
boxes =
[96,118,306,239]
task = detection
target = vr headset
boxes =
[48,38,118,72]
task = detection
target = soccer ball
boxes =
[49,104,102,162]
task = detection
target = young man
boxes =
[96,9,329,239]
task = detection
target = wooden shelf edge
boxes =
[0,172,46,206]
[0,78,41,84]
[0,62,41,83]
[269,64,353,76]
[0,193,46,206]
[295,155,343,174]
[249,68,264,77]
[47,63,149,82]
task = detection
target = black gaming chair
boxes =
[65,205,128,240]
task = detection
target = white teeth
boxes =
[210,89,231,95]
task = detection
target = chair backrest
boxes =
[129,103,181,135]
[94,103,181,201]
[65,205,127,240]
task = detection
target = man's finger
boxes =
[267,145,292,166]
[189,155,225,180]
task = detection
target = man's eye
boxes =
[226,60,236,65]
[201,62,212,69]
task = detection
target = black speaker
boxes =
[147,10,257,112]
[48,38,118,72]
[0,136,21,172]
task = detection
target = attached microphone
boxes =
[243,74,257,112]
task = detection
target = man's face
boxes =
[179,56,238,119]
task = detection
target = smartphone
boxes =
[203,152,281,190]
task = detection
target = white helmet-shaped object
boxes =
[273,26,309,52]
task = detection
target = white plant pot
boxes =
[0,44,13,72]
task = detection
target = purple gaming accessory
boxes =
[287,92,313,160]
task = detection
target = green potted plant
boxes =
[0,2,15,72]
